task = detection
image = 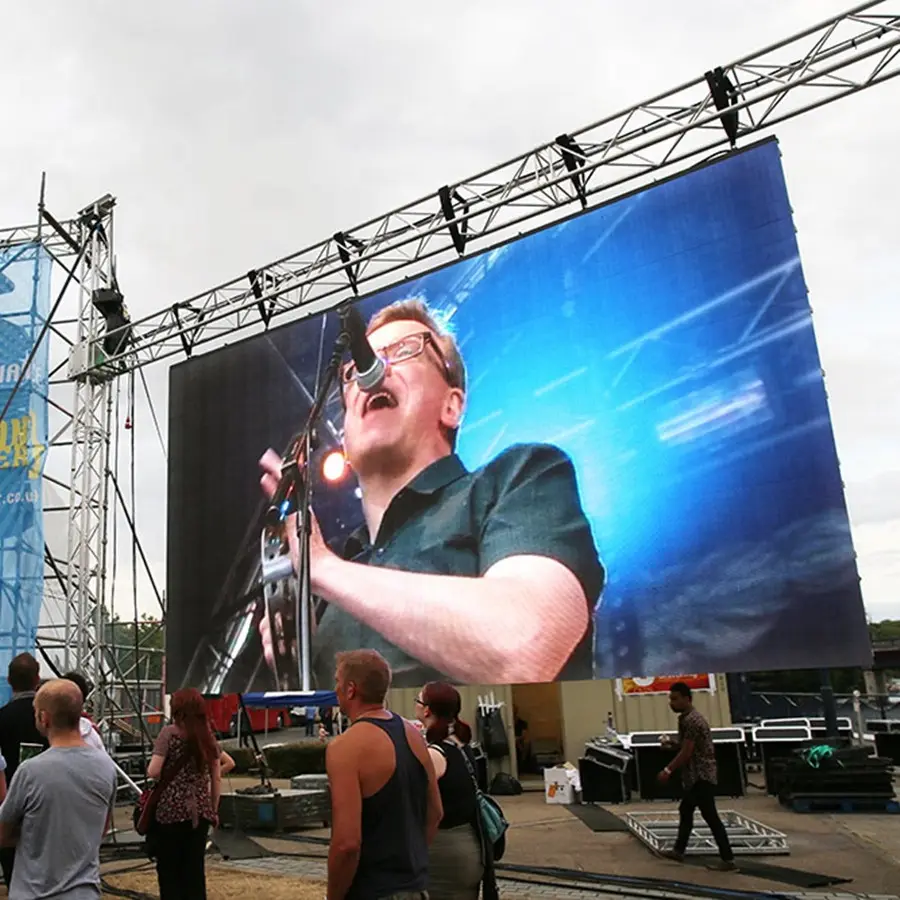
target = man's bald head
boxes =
[34,679,84,734]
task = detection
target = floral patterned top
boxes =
[678,708,718,789]
[153,724,219,826]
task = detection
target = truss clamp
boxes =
[705,67,740,147]
[247,269,278,326]
[172,302,208,358]
[556,134,589,209]
[438,186,470,256]
[334,232,366,295]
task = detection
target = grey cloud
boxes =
[1,0,896,623]
[847,471,900,527]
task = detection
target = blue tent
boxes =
[241,690,337,709]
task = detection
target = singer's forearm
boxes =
[312,554,589,683]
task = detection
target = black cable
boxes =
[110,376,122,633]
[129,371,148,772]
[137,368,166,461]
[100,878,155,900]
[101,377,122,751]
[229,830,792,900]
[107,472,164,614]
[496,863,794,900]
[0,221,96,425]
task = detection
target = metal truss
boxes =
[62,197,116,699]
[77,0,900,376]
[22,194,166,744]
[624,810,790,856]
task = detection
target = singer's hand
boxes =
[258,449,338,670]
[260,448,301,568]
[259,448,334,574]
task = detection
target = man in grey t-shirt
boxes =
[0,679,117,899]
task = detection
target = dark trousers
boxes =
[0,846,13,887]
[675,779,734,862]
[155,819,210,900]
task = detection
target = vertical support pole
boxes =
[63,198,115,693]
[820,669,839,739]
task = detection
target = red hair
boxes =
[422,682,472,745]
[171,688,218,770]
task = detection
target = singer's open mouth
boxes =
[363,390,398,416]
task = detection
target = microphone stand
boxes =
[261,314,351,692]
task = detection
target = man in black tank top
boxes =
[326,650,442,900]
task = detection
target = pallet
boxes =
[787,794,900,814]
[623,810,789,856]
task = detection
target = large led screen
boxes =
[168,138,871,694]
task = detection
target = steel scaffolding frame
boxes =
[0,200,164,742]
[624,810,790,856]
[0,1,895,735]
[62,197,116,689]
[68,0,900,379]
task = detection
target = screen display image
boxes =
[167,138,871,694]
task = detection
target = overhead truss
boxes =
[77,0,900,376]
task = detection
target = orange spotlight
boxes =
[321,450,348,483]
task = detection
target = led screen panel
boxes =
[167,138,871,693]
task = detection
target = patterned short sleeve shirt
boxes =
[678,708,717,789]
[153,725,219,826]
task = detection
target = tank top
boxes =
[429,740,478,829]
[346,713,429,900]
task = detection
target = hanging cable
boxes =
[138,368,166,461]
[129,370,147,772]
[106,376,122,745]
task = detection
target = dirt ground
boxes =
[102,862,324,899]
[491,789,900,894]
[233,776,900,896]
[2,778,898,898]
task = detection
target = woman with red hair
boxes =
[416,682,491,899]
[147,688,221,900]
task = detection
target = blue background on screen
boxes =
[338,139,868,675]
[169,138,870,680]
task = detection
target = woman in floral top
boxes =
[147,688,222,900]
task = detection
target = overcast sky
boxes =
[4,1,898,632]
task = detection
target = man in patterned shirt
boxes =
[657,681,735,871]
[259,298,605,689]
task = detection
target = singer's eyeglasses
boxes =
[341,331,454,387]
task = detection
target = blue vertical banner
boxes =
[0,242,50,702]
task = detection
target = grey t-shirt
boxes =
[0,746,117,900]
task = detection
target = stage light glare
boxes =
[322,450,348,483]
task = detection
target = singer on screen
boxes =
[257,299,605,689]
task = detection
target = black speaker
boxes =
[633,745,683,800]
[754,725,813,795]
[579,757,632,804]
[874,733,900,766]
[583,741,632,773]
[713,743,746,797]
[91,288,132,358]
[630,728,747,799]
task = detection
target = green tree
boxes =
[103,614,164,683]
[870,620,900,642]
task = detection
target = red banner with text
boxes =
[619,674,712,695]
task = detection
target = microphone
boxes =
[341,306,386,393]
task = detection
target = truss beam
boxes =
[85,0,900,375]
[62,202,116,694]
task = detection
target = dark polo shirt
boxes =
[311,442,605,688]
